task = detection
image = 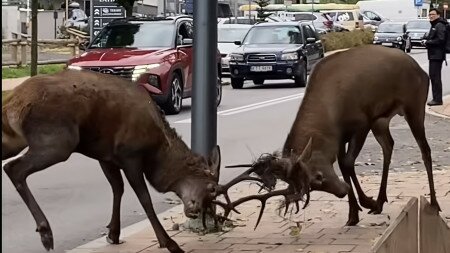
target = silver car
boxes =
[218,24,252,76]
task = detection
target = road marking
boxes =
[174,93,304,123]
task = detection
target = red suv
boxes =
[67,16,222,114]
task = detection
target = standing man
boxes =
[422,8,447,106]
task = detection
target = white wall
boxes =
[2,5,20,39]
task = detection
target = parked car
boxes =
[218,24,252,76]
[217,16,281,25]
[406,19,431,48]
[67,16,222,115]
[283,12,347,33]
[373,21,412,52]
[321,9,364,31]
[228,22,324,89]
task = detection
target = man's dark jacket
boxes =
[425,17,447,61]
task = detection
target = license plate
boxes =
[250,66,272,72]
[382,42,392,46]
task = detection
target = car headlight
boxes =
[67,65,83,71]
[281,52,298,60]
[132,63,161,81]
[374,36,379,41]
[397,36,402,41]
[230,54,244,62]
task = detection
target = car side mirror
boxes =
[234,40,242,45]
[182,38,193,45]
[78,41,89,51]
[306,37,316,44]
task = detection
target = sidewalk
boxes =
[427,95,450,119]
[67,169,450,253]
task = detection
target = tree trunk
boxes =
[31,0,38,76]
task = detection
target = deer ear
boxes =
[299,137,313,163]
[208,145,221,182]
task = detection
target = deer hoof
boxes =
[106,236,124,244]
[345,217,360,226]
[165,239,184,253]
[39,228,54,251]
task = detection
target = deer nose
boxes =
[310,172,324,188]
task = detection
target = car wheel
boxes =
[231,77,244,89]
[253,79,264,85]
[162,72,183,115]
[294,62,307,87]
[217,78,222,106]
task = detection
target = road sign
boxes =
[284,0,292,5]
[444,3,448,9]
[185,0,193,14]
[414,0,423,6]
[89,0,126,41]
[305,0,320,4]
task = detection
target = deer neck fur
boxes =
[282,96,339,163]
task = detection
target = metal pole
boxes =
[192,0,217,158]
[163,0,166,17]
[31,0,38,76]
[54,16,57,39]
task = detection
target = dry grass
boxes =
[320,29,374,52]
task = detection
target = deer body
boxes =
[282,45,439,225]
[2,70,220,253]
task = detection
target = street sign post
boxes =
[414,0,423,7]
[89,0,126,41]
[444,3,448,19]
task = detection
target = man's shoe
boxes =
[427,100,443,106]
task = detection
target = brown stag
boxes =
[215,45,441,227]
[2,70,221,253]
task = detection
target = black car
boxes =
[228,22,324,89]
[406,19,431,48]
[373,22,412,53]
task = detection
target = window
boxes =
[90,22,175,49]
[243,26,303,45]
[177,21,194,45]
[293,13,316,21]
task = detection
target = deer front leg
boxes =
[338,145,362,226]
[344,129,378,211]
[99,161,124,244]
[368,120,394,214]
[3,146,74,251]
[122,162,183,253]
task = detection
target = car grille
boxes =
[247,54,277,63]
[85,66,134,80]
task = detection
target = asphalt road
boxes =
[2,48,449,253]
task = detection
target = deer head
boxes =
[173,145,221,219]
[295,138,350,198]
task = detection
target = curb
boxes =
[425,94,450,119]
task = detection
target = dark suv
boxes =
[67,16,222,114]
[228,22,324,89]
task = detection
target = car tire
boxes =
[294,62,307,87]
[253,79,264,85]
[217,78,222,106]
[162,72,183,115]
[231,77,244,89]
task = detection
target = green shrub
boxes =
[320,29,374,52]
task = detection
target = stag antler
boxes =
[213,152,311,229]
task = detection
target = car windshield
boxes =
[406,20,431,29]
[377,23,403,33]
[243,26,303,44]
[218,27,250,42]
[89,22,175,49]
